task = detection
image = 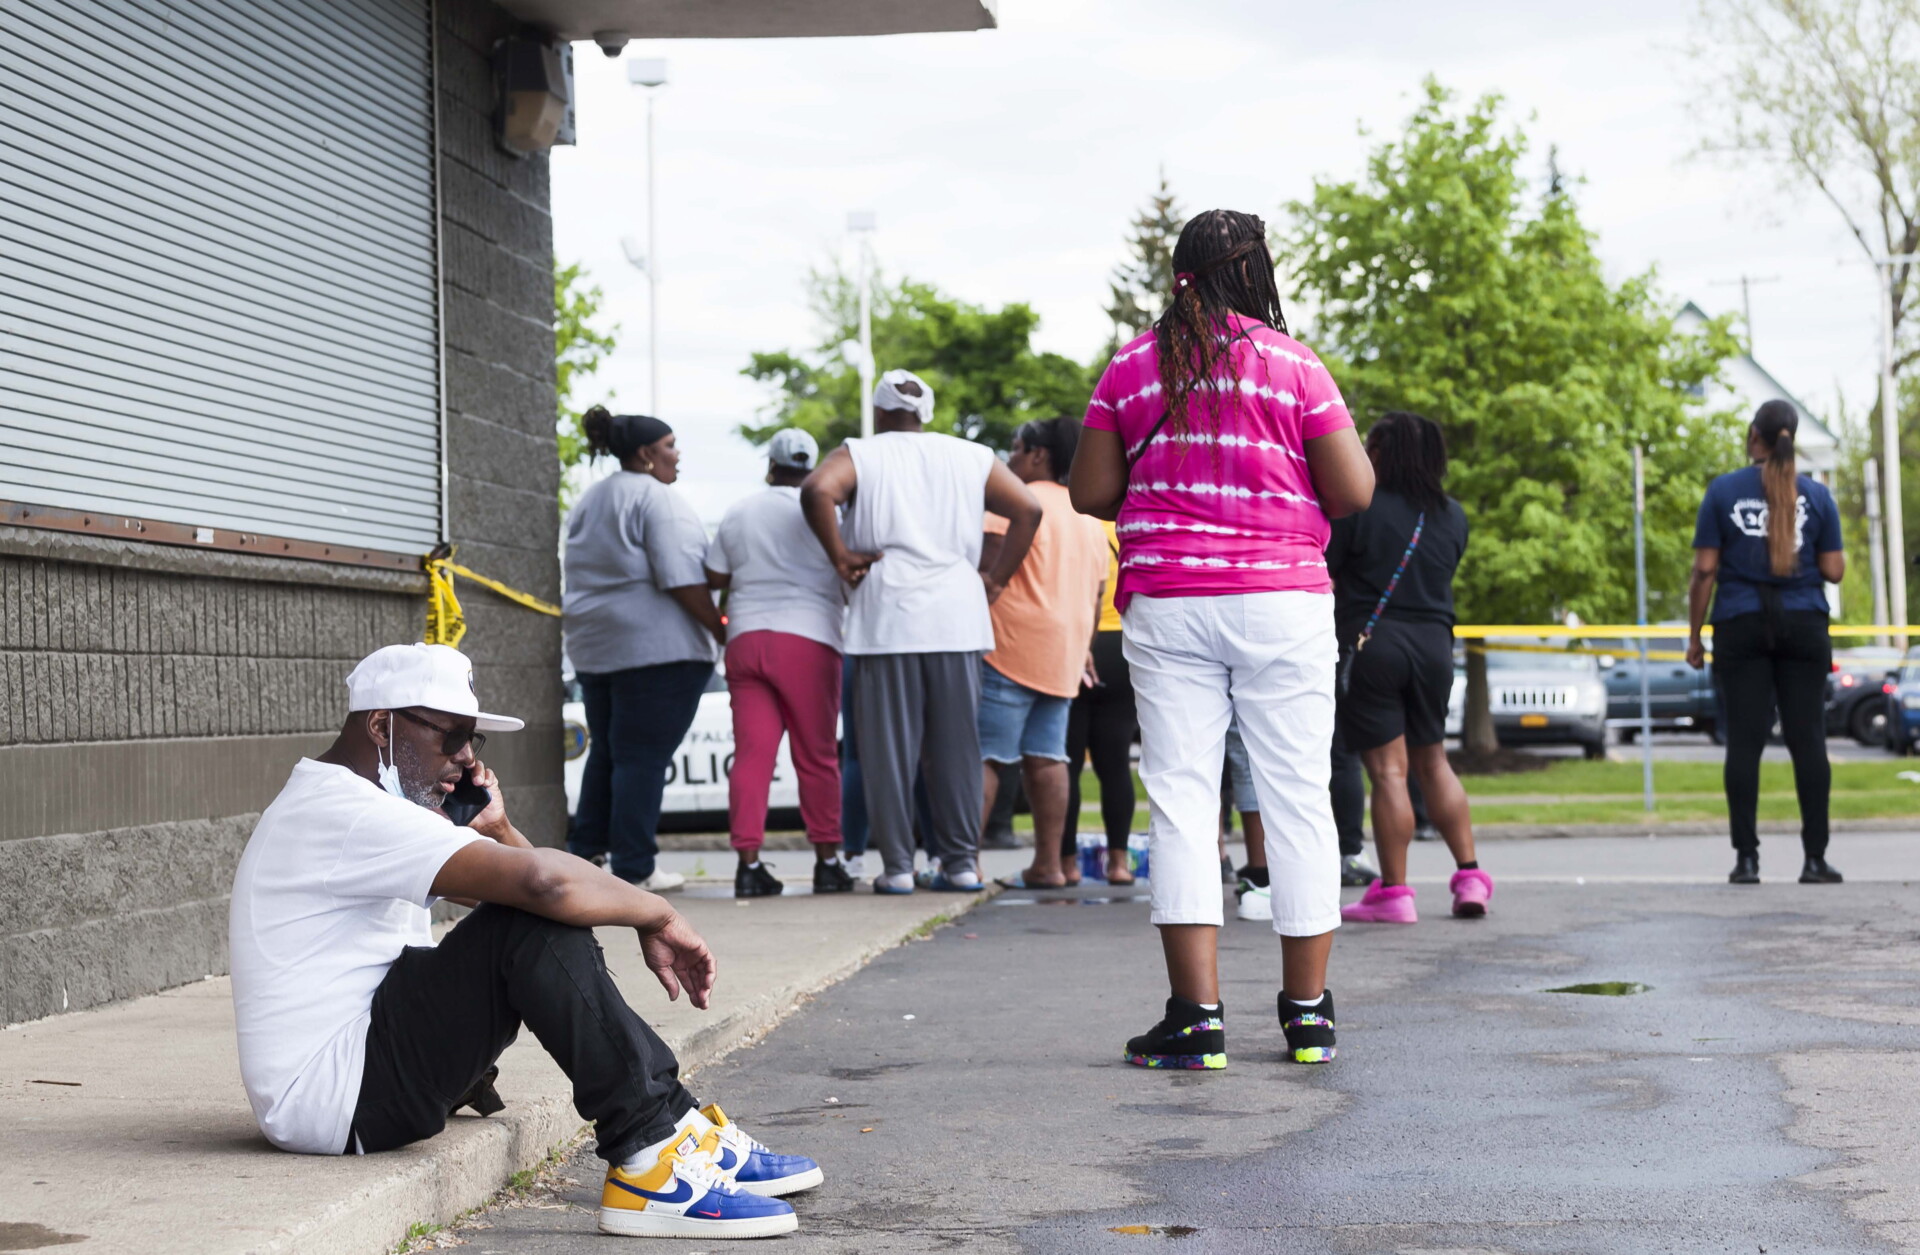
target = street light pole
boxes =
[627,58,669,415]
[1866,455,1891,646]
[1633,445,1654,814]
[849,211,877,438]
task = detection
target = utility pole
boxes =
[1710,273,1780,349]
[1876,255,1915,647]
[1866,455,1891,647]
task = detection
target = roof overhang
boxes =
[496,0,998,41]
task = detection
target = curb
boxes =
[259,890,997,1255]
[1474,817,1919,840]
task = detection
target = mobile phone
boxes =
[443,767,491,827]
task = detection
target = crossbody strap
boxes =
[1353,512,1425,652]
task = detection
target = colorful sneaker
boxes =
[1124,996,1226,1070]
[873,872,915,895]
[1234,880,1272,922]
[1341,880,1417,924]
[917,866,986,892]
[600,1127,797,1238]
[1279,990,1336,1064]
[695,1104,824,1197]
[1450,867,1494,917]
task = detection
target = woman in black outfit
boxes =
[1328,412,1491,923]
[1686,400,1845,885]
[1058,526,1138,886]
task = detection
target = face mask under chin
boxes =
[381,726,446,810]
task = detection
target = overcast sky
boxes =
[550,0,1879,524]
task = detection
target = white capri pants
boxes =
[1122,591,1342,936]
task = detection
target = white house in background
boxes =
[1676,301,1838,476]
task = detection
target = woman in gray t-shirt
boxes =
[563,408,724,891]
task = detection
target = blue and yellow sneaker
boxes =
[1124,996,1227,1070]
[696,1103,825,1197]
[1280,990,1336,1064]
[599,1126,797,1239]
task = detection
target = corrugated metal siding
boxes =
[0,0,443,553]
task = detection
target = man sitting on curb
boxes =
[229,642,819,1240]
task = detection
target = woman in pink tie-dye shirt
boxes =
[1070,209,1374,1071]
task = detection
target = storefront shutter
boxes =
[0,0,442,554]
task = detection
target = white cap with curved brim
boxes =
[344,643,526,731]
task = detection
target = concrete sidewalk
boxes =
[0,887,991,1255]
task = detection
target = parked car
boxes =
[1829,647,1903,746]
[562,668,803,832]
[1483,644,1609,759]
[1883,654,1920,756]
[1596,639,1718,742]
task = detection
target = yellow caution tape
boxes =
[1455,624,1920,639]
[422,546,561,648]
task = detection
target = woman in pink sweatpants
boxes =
[706,429,855,898]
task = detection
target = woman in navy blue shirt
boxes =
[1686,400,1845,885]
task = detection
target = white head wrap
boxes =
[872,369,934,425]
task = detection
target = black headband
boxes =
[613,414,672,459]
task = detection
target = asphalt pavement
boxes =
[436,835,1919,1255]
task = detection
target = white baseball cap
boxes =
[768,427,819,470]
[344,643,525,731]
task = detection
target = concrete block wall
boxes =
[0,0,564,1026]
[438,0,567,846]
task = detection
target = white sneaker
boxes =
[1235,882,1273,922]
[638,869,686,892]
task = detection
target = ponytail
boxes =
[1752,399,1800,578]
[581,405,673,465]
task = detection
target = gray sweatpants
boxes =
[850,651,984,878]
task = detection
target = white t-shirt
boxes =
[842,430,997,656]
[707,486,847,651]
[229,760,482,1154]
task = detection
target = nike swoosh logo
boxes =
[697,1208,723,1218]
[717,1147,739,1172]
[608,1176,697,1206]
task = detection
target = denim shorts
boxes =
[978,661,1071,763]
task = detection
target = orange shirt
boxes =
[984,481,1110,697]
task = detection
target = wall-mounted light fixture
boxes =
[493,36,575,157]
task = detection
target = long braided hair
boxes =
[1366,411,1449,513]
[1153,210,1289,441]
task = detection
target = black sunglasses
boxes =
[395,708,485,757]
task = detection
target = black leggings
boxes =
[1060,631,1138,856]
[1712,609,1831,857]
[351,904,696,1164]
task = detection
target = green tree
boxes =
[1279,81,1742,754]
[1690,0,1920,618]
[741,265,1093,452]
[554,260,618,509]
[1105,171,1184,351]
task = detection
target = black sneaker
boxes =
[1279,991,1336,1064]
[1124,996,1226,1070]
[812,860,856,893]
[1799,856,1843,884]
[1340,854,1380,887]
[735,862,785,898]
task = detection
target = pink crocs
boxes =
[1341,880,1417,924]
[1450,867,1494,918]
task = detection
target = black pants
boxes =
[350,904,696,1164]
[571,660,714,883]
[1329,720,1429,858]
[1060,631,1138,856]
[1712,610,1831,857]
